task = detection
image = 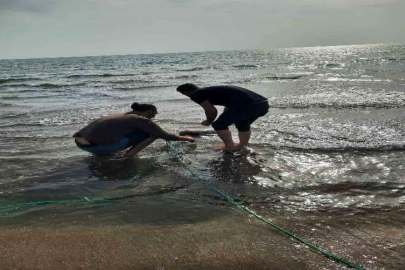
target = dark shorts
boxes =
[212,100,269,132]
[76,132,150,156]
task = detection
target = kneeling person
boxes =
[73,103,194,157]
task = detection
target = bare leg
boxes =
[235,131,251,150]
[124,137,156,157]
[213,130,237,151]
[238,131,251,146]
[236,131,256,155]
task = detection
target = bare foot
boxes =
[239,146,256,155]
[233,144,255,155]
[212,145,233,151]
[234,143,244,151]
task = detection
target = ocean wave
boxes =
[155,98,189,104]
[34,82,87,88]
[1,82,87,89]
[106,79,152,85]
[113,84,178,91]
[317,77,392,83]
[266,75,305,80]
[95,93,125,99]
[269,89,405,109]
[232,64,260,69]
[171,75,199,79]
[383,57,405,62]
[0,123,44,128]
[230,74,305,84]
[34,83,63,89]
[1,135,69,140]
[0,95,19,100]
[0,84,35,89]
[258,119,405,152]
[353,57,386,63]
[0,78,42,84]
[66,73,136,79]
[0,113,28,119]
[0,102,12,107]
[268,138,405,151]
[285,145,405,152]
[323,63,344,68]
[176,67,204,72]
[353,57,405,63]
[0,92,72,100]
[36,116,85,126]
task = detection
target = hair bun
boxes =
[131,102,140,110]
[131,102,157,112]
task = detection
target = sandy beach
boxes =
[1,204,404,270]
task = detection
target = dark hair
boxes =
[131,102,157,112]
[176,83,199,94]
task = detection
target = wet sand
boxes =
[1,206,404,270]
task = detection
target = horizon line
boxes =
[0,42,402,61]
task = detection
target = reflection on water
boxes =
[84,155,152,181]
[209,152,263,183]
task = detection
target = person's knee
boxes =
[237,127,251,133]
[235,123,250,132]
[127,132,150,146]
[212,120,230,131]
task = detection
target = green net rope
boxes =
[0,143,366,269]
[166,142,365,270]
[0,159,159,214]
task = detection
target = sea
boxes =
[0,43,404,269]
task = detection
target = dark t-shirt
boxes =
[73,113,176,145]
[190,85,267,108]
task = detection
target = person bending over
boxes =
[176,84,269,152]
[73,102,195,157]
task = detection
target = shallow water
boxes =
[1,44,405,269]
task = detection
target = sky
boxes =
[0,0,404,59]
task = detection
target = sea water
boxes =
[0,44,404,269]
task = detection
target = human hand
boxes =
[179,135,195,142]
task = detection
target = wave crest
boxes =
[0,78,42,84]
[66,73,136,79]
[270,89,405,109]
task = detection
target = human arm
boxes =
[173,134,195,142]
[124,133,194,158]
[124,136,157,157]
[200,100,217,126]
[132,117,195,142]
